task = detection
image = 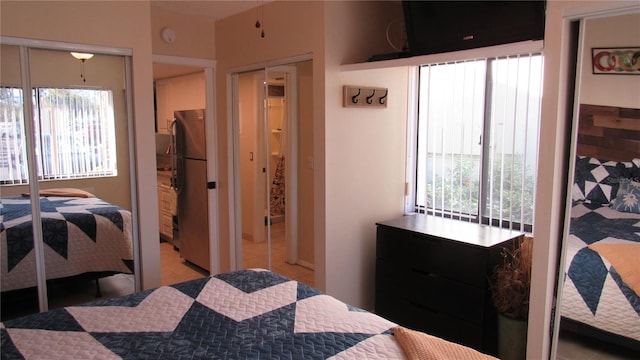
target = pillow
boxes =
[628,158,640,182]
[22,188,96,198]
[611,180,640,213]
[393,326,498,360]
[572,156,627,204]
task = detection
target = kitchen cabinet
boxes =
[375,214,522,355]
[155,72,206,134]
[157,171,174,243]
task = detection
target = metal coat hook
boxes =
[366,89,376,104]
[379,90,388,105]
[351,88,361,104]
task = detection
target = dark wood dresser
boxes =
[375,214,523,355]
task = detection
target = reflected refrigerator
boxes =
[171,109,210,271]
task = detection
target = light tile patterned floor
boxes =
[556,330,638,360]
[160,221,314,288]
[239,221,315,287]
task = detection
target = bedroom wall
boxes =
[579,13,640,108]
[323,1,408,308]
[0,0,161,290]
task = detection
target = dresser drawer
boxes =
[375,285,484,349]
[377,226,488,286]
[376,259,485,324]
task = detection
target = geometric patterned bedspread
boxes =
[0,269,407,359]
[561,202,640,342]
[0,196,134,292]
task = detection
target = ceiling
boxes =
[151,0,263,22]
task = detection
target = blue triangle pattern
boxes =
[568,247,608,315]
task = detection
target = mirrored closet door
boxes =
[0,39,139,320]
[233,60,315,287]
[553,10,640,359]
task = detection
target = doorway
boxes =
[151,55,219,285]
[232,60,314,286]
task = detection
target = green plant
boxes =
[490,236,533,320]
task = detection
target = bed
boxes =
[561,154,640,348]
[0,192,134,294]
[0,269,498,359]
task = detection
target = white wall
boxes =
[579,12,640,108]
[323,1,408,309]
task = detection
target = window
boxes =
[0,87,117,184]
[413,53,543,232]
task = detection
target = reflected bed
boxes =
[0,194,134,294]
[561,154,640,349]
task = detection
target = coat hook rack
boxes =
[343,85,388,108]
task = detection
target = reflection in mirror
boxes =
[235,61,315,287]
[555,12,640,358]
[0,44,39,320]
[237,69,270,270]
[0,46,135,320]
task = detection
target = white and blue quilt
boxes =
[562,202,640,342]
[1,196,134,293]
[0,269,407,359]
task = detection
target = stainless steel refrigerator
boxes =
[171,109,210,271]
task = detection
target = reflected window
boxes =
[0,87,117,184]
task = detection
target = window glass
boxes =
[414,53,542,232]
[0,87,28,184]
[0,87,117,184]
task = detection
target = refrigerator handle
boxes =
[169,119,182,194]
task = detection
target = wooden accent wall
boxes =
[577,104,640,162]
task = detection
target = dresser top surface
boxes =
[376,214,523,248]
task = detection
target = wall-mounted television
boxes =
[402,1,546,57]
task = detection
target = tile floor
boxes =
[160,221,314,287]
[239,221,315,287]
[556,330,639,360]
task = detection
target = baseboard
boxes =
[296,259,314,270]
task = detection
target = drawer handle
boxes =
[411,267,438,278]
[409,301,439,314]
[410,235,442,244]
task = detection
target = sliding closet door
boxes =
[237,70,268,269]
[29,48,136,311]
[0,40,138,319]
[235,66,298,274]
[0,44,41,320]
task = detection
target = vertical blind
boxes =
[415,53,543,232]
[0,87,117,184]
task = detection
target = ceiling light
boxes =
[70,52,94,61]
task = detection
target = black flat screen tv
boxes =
[402,1,546,57]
